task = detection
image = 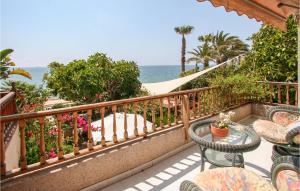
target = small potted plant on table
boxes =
[211,111,235,137]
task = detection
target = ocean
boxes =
[4,65,197,86]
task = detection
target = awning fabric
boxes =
[197,0,299,31]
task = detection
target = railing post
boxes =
[181,95,189,141]
[19,119,27,169]
[203,90,207,115]
[133,102,139,137]
[167,97,171,127]
[294,85,298,106]
[0,122,6,176]
[151,101,156,131]
[286,85,290,105]
[262,83,266,102]
[277,85,282,104]
[39,117,46,165]
[112,106,118,143]
[87,110,93,150]
[208,89,212,113]
[212,88,217,111]
[159,98,164,128]
[269,84,273,103]
[174,96,178,124]
[57,114,64,159]
[100,107,106,146]
[192,93,196,119]
[123,104,129,140]
[198,92,201,117]
[73,112,79,155]
[143,101,148,137]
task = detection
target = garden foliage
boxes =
[43,52,141,103]
[241,16,297,82]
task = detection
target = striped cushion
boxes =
[272,112,299,126]
[194,167,276,191]
[276,170,300,191]
[253,119,288,144]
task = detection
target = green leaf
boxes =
[0,49,14,61]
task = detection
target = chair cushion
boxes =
[253,119,288,144]
[286,121,300,145]
[272,112,299,126]
[194,167,276,191]
[276,170,300,191]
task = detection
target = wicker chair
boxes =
[271,156,300,191]
[180,180,203,191]
[179,167,276,191]
[253,105,300,160]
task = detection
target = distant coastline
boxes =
[4,65,201,86]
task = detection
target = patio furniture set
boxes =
[181,106,300,191]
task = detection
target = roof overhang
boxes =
[197,0,299,31]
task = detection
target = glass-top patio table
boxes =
[188,119,261,171]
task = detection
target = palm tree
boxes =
[174,25,194,72]
[198,33,214,44]
[187,44,214,70]
[211,31,248,64]
[0,49,32,80]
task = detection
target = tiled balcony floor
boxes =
[99,115,273,191]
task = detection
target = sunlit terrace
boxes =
[99,115,273,191]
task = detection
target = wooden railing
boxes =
[0,86,249,177]
[258,81,298,107]
[0,81,297,178]
[0,90,18,176]
[0,92,17,116]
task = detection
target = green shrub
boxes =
[242,16,297,82]
[1,80,50,112]
[44,53,141,104]
[209,74,264,102]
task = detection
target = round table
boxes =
[188,119,261,171]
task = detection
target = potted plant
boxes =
[211,111,235,137]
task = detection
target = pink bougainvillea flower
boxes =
[92,125,98,131]
[77,116,87,127]
[49,148,57,158]
[48,126,58,136]
[27,131,33,138]
[83,124,88,133]
[62,114,72,123]
[82,124,97,132]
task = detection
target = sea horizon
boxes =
[3,64,209,86]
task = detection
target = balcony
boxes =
[99,115,272,191]
[0,81,298,191]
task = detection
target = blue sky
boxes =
[1,0,261,67]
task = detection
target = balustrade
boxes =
[0,82,297,177]
[258,81,298,107]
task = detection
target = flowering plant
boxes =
[216,111,235,129]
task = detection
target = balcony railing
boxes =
[0,81,297,178]
[258,81,298,106]
[0,85,251,178]
[0,89,18,176]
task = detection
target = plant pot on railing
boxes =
[210,123,229,137]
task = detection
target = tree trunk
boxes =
[204,58,209,69]
[181,35,186,72]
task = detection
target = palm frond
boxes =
[9,68,32,79]
[174,25,194,35]
[0,49,14,61]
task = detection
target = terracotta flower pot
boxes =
[210,123,229,137]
